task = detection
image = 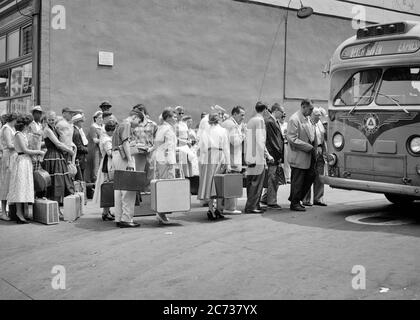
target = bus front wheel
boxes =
[384,194,416,205]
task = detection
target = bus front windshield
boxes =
[334,69,381,106]
[376,67,420,106]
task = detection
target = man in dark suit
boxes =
[287,99,317,212]
[261,103,285,210]
[72,114,89,181]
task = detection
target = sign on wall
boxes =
[98,51,114,66]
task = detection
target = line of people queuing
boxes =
[0,99,328,227]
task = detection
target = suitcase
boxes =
[63,195,82,222]
[151,179,191,213]
[114,170,147,191]
[214,174,243,198]
[75,192,85,216]
[86,183,95,200]
[187,176,199,196]
[33,199,59,225]
[100,182,115,208]
[24,204,33,220]
[134,193,155,217]
[74,181,87,205]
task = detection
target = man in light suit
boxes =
[303,107,328,207]
[245,102,274,214]
[222,106,246,214]
[287,99,317,212]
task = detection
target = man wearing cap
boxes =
[99,101,112,112]
[111,107,144,228]
[28,106,44,154]
[56,107,76,160]
[72,114,89,181]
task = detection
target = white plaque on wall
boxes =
[98,51,114,66]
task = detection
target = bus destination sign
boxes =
[341,39,420,59]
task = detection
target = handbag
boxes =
[68,162,77,178]
[33,161,51,192]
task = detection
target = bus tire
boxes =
[384,193,416,205]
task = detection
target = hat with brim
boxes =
[211,105,226,114]
[93,111,103,119]
[72,114,84,123]
[100,101,112,110]
[31,105,43,113]
[62,107,75,114]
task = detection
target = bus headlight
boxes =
[408,136,420,155]
[333,133,345,151]
[327,153,338,166]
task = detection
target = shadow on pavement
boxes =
[261,201,420,238]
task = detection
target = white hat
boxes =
[72,114,84,123]
[211,105,226,114]
[31,105,43,113]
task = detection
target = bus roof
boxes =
[330,21,420,74]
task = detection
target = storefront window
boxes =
[9,96,31,114]
[7,30,20,61]
[0,69,9,97]
[0,36,5,63]
[10,63,32,97]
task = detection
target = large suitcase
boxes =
[100,182,115,208]
[151,179,191,213]
[114,170,147,191]
[214,173,243,198]
[63,195,82,222]
[33,199,59,225]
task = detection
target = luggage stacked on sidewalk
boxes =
[33,199,60,225]
[74,181,87,205]
[214,173,243,198]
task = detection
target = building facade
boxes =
[0,0,418,121]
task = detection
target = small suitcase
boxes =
[214,174,243,199]
[151,179,190,213]
[75,192,85,216]
[63,195,81,222]
[114,170,147,191]
[74,181,87,205]
[187,176,199,196]
[100,182,115,208]
[33,199,59,225]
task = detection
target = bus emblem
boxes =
[363,114,379,135]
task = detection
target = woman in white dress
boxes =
[7,115,45,224]
[0,113,18,220]
[93,121,116,221]
[198,113,231,220]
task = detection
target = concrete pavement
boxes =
[0,185,419,300]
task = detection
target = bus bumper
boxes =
[320,176,420,197]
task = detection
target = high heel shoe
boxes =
[215,209,225,220]
[102,213,115,221]
[16,218,29,224]
[207,210,217,221]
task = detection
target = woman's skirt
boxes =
[42,148,75,200]
[197,151,226,202]
[7,154,34,204]
[0,150,15,201]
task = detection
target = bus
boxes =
[320,21,420,205]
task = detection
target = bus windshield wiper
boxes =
[348,93,374,114]
[376,93,410,114]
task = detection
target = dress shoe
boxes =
[156,213,171,225]
[118,221,140,228]
[302,202,313,207]
[245,209,264,214]
[16,218,30,224]
[267,204,282,210]
[290,205,306,212]
[314,201,328,207]
[102,213,115,221]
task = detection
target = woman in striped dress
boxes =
[197,113,231,221]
